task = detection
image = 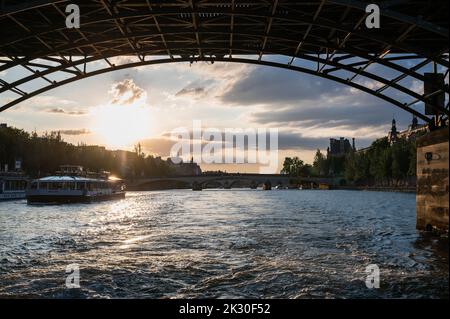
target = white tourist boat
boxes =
[0,172,28,200]
[26,165,125,204]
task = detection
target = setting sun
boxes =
[90,103,154,149]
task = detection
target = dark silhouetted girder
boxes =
[0,0,448,121]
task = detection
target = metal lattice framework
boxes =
[0,0,448,124]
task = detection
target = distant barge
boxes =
[26,165,125,204]
[0,172,28,200]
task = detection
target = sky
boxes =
[0,54,438,173]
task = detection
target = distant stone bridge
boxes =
[127,174,337,190]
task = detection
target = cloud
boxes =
[139,137,178,157]
[110,79,146,105]
[173,60,251,79]
[46,108,86,115]
[169,61,252,100]
[175,86,206,98]
[55,129,91,136]
[216,65,421,130]
[276,131,373,151]
[109,56,141,66]
[249,95,420,131]
[220,66,342,105]
[5,95,83,113]
[23,96,77,109]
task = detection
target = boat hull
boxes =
[27,192,125,204]
[0,192,26,201]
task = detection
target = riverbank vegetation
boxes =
[1,124,417,185]
[282,136,417,186]
[0,125,173,178]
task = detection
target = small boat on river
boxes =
[26,165,125,204]
[0,172,28,200]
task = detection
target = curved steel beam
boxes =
[1,7,445,64]
[0,0,68,16]
[0,56,435,123]
[1,0,447,38]
[0,32,430,80]
[326,0,449,37]
[1,28,446,89]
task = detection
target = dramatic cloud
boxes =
[170,61,252,100]
[218,66,421,130]
[220,66,342,105]
[249,96,420,132]
[250,102,402,127]
[110,79,146,105]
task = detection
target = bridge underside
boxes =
[0,0,449,121]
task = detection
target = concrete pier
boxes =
[416,128,449,233]
[192,181,202,191]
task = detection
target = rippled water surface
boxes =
[0,190,448,298]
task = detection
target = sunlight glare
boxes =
[91,102,154,149]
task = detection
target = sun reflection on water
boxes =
[0,190,447,298]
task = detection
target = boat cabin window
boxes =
[76,182,86,190]
[46,181,78,190]
[83,181,110,191]
[4,180,27,191]
[45,181,112,191]
[49,182,62,190]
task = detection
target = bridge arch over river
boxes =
[0,0,448,232]
[0,0,448,123]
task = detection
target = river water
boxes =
[0,190,448,298]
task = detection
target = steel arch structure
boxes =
[0,0,448,124]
